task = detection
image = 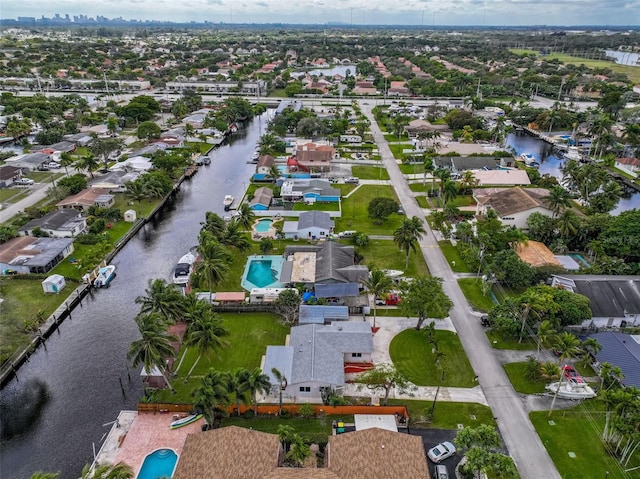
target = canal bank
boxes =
[0,112,270,479]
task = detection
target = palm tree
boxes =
[81,463,134,479]
[135,279,184,325]
[76,152,99,178]
[536,320,557,358]
[393,217,426,270]
[59,152,74,177]
[540,362,561,380]
[271,367,288,415]
[361,269,393,328]
[193,369,230,428]
[225,368,251,416]
[458,170,478,194]
[422,155,435,187]
[193,237,231,302]
[287,434,311,468]
[184,311,229,381]
[128,312,177,393]
[544,186,572,217]
[267,164,281,183]
[258,132,279,155]
[278,424,296,454]
[125,180,147,203]
[184,123,196,142]
[442,179,458,205]
[220,220,251,251]
[245,367,272,416]
[556,209,580,238]
[553,331,582,365]
[433,168,451,205]
[579,337,602,368]
[235,203,255,231]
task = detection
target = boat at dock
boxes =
[251,150,260,162]
[169,414,202,430]
[518,153,540,168]
[93,265,116,288]
[223,195,234,211]
[562,146,583,162]
[172,251,197,285]
[203,156,211,165]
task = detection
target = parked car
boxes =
[47,161,61,168]
[345,177,360,184]
[338,230,357,238]
[397,206,405,215]
[37,163,50,171]
[427,441,456,463]
[14,178,35,186]
[480,315,491,327]
[433,464,449,479]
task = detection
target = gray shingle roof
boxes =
[297,211,334,230]
[21,209,84,232]
[315,283,360,298]
[299,305,349,324]
[284,242,368,284]
[250,187,274,208]
[587,332,640,388]
[573,279,640,318]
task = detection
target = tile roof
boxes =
[56,188,111,208]
[472,170,531,186]
[473,187,549,216]
[257,154,275,168]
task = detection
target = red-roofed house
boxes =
[294,143,335,172]
[614,157,640,177]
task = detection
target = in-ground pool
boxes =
[569,253,591,268]
[241,254,285,290]
[137,449,177,479]
[255,218,273,233]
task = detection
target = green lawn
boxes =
[156,312,288,403]
[351,165,390,180]
[408,182,433,193]
[457,278,496,313]
[503,362,548,394]
[415,195,432,208]
[0,187,31,204]
[399,163,426,175]
[531,401,640,479]
[388,143,409,160]
[292,202,340,211]
[185,141,212,154]
[112,195,162,219]
[335,184,357,196]
[439,241,470,273]
[383,134,408,142]
[486,330,538,351]
[451,195,476,207]
[390,329,477,387]
[0,277,80,364]
[387,399,496,429]
[335,185,403,235]
[359,239,429,277]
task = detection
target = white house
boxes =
[0,236,74,274]
[256,154,275,175]
[19,209,87,238]
[473,187,553,229]
[282,211,334,239]
[614,157,640,178]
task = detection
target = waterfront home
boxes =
[56,188,114,211]
[433,156,499,174]
[256,154,275,175]
[19,209,87,238]
[473,187,552,229]
[249,187,273,210]
[90,170,141,192]
[109,155,153,172]
[282,210,334,240]
[472,169,531,186]
[586,332,640,388]
[0,236,74,274]
[614,157,640,177]
[292,143,335,173]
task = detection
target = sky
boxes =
[2,0,640,26]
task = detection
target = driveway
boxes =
[361,102,561,479]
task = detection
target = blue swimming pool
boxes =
[137,449,177,479]
[241,255,285,290]
[569,253,591,268]
[255,219,273,233]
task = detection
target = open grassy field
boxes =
[457,278,496,313]
[156,312,288,403]
[510,49,640,84]
[335,185,403,235]
[390,329,477,387]
[439,241,471,273]
[503,361,548,394]
[387,399,496,429]
[359,239,429,277]
[350,165,390,180]
[531,401,640,479]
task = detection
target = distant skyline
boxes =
[2,0,640,26]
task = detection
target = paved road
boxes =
[361,103,561,479]
[0,182,50,224]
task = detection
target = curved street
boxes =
[361,102,562,479]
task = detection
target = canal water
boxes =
[506,132,640,215]
[0,113,270,479]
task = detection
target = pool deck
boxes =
[251,216,283,240]
[241,254,285,291]
[94,410,203,474]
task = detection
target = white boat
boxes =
[381,269,404,278]
[173,251,197,285]
[93,265,116,288]
[251,150,260,162]
[563,146,582,161]
[545,380,597,400]
[203,156,211,165]
[519,153,539,168]
[223,195,234,211]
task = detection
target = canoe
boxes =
[169,414,202,429]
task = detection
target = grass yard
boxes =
[335,185,403,235]
[439,241,470,273]
[390,329,477,387]
[503,362,548,394]
[0,277,79,364]
[399,163,426,175]
[185,141,211,154]
[415,195,432,208]
[387,399,495,429]
[0,187,31,204]
[359,239,429,277]
[388,143,410,160]
[531,401,640,479]
[408,182,434,193]
[156,312,288,403]
[351,165,390,180]
[112,195,162,219]
[335,184,357,196]
[486,330,538,351]
[383,134,408,142]
[451,195,476,207]
[457,278,496,313]
[292,202,340,211]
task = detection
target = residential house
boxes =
[515,240,563,269]
[30,141,76,154]
[275,100,302,115]
[64,132,93,146]
[586,332,640,388]
[472,169,531,186]
[0,165,22,188]
[56,188,114,211]
[353,81,377,95]
[279,179,340,203]
[90,170,141,192]
[0,236,74,274]
[433,156,499,174]
[19,209,87,237]
[130,144,165,157]
[614,157,640,177]
[109,156,153,172]
[299,305,349,324]
[281,242,369,286]
[282,210,334,240]
[403,119,447,137]
[256,155,275,175]
[4,152,51,171]
[473,187,551,229]
[551,276,640,328]
[263,321,373,401]
[249,187,273,210]
[387,80,410,96]
[293,143,335,173]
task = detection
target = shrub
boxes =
[298,403,316,418]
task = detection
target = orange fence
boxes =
[137,403,409,418]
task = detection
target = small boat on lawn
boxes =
[519,153,539,168]
[223,195,234,211]
[169,413,202,430]
[93,265,116,288]
[545,379,597,400]
[172,251,197,285]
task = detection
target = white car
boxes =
[14,178,35,186]
[47,161,61,168]
[427,441,456,463]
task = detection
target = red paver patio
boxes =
[113,412,203,475]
